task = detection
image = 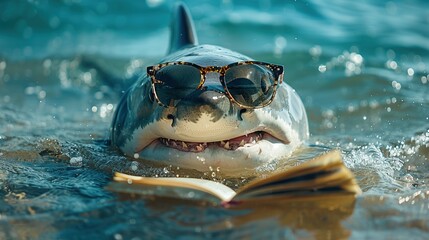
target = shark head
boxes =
[111,4,309,176]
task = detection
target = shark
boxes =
[111,3,309,176]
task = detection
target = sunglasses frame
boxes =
[147,61,284,109]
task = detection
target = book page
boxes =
[233,166,355,200]
[235,150,359,197]
[113,172,237,202]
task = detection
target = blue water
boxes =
[1,0,429,239]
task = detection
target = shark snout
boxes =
[155,90,242,142]
[174,89,234,123]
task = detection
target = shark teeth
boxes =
[195,144,204,152]
[158,131,264,152]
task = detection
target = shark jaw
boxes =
[122,110,302,176]
[158,131,266,152]
[135,131,298,176]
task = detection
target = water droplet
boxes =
[0,61,6,70]
[70,157,83,166]
[273,36,287,57]
[392,81,401,90]
[82,72,92,84]
[347,105,356,112]
[131,161,138,171]
[38,90,46,100]
[187,191,195,198]
[350,52,363,64]
[369,101,379,109]
[94,91,103,100]
[43,59,52,69]
[309,45,322,58]
[386,60,398,70]
[25,86,34,95]
[318,65,327,73]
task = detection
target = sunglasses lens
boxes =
[153,64,201,106]
[224,64,276,107]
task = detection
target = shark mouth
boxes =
[158,131,267,152]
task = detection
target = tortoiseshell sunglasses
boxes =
[147,61,284,109]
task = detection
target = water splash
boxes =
[343,144,403,193]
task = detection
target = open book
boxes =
[107,150,361,205]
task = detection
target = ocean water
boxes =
[0,0,428,239]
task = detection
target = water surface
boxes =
[0,0,428,239]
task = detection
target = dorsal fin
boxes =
[168,3,198,54]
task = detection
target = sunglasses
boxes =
[147,61,284,109]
